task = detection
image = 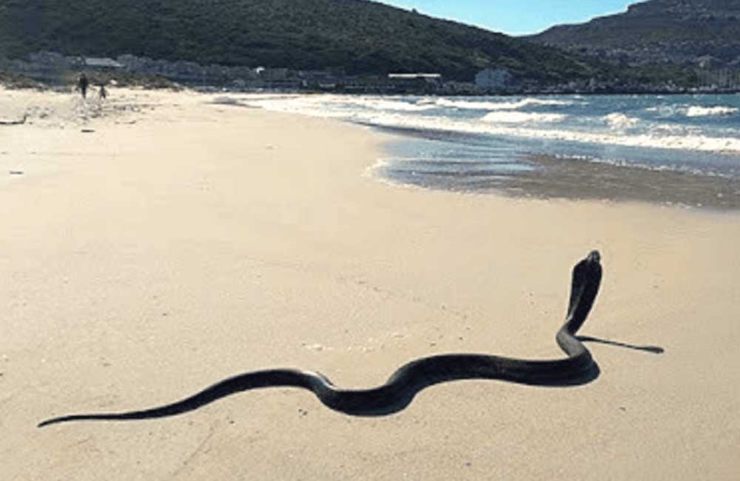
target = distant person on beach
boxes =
[98,83,107,100]
[77,73,89,98]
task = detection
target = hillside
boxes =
[529,0,740,67]
[0,0,598,83]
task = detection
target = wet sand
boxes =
[507,154,740,210]
[376,131,740,210]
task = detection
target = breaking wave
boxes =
[685,105,738,117]
[482,111,567,123]
[358,112,740,154]
[435,97,573,111]
[236,93,740,162]
[604,113,640,129]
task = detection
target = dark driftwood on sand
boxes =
[0,114,27,126]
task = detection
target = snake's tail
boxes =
[38,370,311,428]
[37,392,212,427]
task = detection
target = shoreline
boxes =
[376,140,740,211]
[4,78,740,97]
[361,127,740,212]
[224,91,740,211]
[1,88,739,480]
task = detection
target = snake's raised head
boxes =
[566,251,603,334]
[587,251,601,264]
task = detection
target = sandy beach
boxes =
[1,87,739,480]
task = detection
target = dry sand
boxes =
[1,87,739,480]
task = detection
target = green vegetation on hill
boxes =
[0,0,599,82]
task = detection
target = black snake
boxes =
[38,250,602,427]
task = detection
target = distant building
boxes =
[16,51,71,84]
[83,57,124,70]
[259,68,289,81]
[695,55,722,70]
[388,73,442,81]
[475,68,513,90]
[440,80,478,95]
[387,73,442,92]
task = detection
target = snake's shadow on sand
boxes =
[578,336,665,355]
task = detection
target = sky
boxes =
[381,0,636,36]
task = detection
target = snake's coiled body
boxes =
[38,251,602,427]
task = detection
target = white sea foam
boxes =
[358,112,740,154]
[604,113,640,129]
[482,111,567,123]
[240,94,347,118]
[343,96,436,112]
[241,94,433,115]
[685,105,738,117]
[239,94,740,155]
[436,97,572,111]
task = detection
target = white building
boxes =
[475,68,513,90]
[83,57,124,69]
[388,73,441,80]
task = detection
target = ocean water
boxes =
[235,93,740,208]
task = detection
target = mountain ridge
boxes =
[0,0,598,83]
[529,0,740,68]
